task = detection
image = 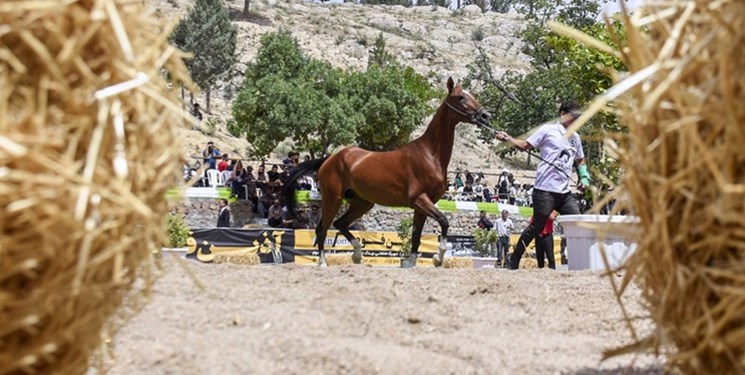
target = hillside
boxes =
[151,0,537,182]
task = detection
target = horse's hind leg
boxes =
[333,196,374,264]
[402,211,427,268]
[316,199,343,267]
[411,194,449,267]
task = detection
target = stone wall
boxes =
[176,198,529,235]
[174,198,255,229]
[357,206,529,236]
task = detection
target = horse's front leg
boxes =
[402,211,427,268]
[316,223,329,267]
[411,195,449,268]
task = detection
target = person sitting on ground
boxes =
[191,102,203,121]
[267,199,283,228]
[281,205,294,228]
[292,210,312,229]
[308,204,321,228]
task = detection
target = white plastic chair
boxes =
[221,170,232,184]
[206,169,224,187]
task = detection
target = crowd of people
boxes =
[184,141,322,230]
[444,169,534,207]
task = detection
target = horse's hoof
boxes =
[351,254,363,264]
[432,254,443,268]
[318,262,328,268]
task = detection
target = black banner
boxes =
[186,228,298,263]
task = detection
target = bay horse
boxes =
[281,77,491,267]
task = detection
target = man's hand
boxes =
[495,131,511,142]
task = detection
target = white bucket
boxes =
[556,215,639,271]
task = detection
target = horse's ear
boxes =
[447,77,454,93]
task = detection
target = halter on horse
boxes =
[281,77,491,267]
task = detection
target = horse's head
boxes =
[445,77,491,128]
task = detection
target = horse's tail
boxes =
[280,156,329,219]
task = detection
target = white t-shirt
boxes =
[494,217,514,237]
[526,123,585,193]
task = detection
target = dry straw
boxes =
[553,0,745,372]
[443,257,473,269]
[213,252,261,265]
[0,0,192,374]
[326,254,354,266]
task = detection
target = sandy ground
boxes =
[103,258,664,375]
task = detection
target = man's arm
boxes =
[575,158,590,188]
[495,131,533,151]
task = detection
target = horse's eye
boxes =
[458,95,465,102]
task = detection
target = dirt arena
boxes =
[103,257,664,374]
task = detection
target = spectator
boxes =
[465,170,474,186]
[494,210,514,265]
[217,154,229,172]
[474,182,484,202]
[509,181,519,205]
[267,164,280,182]
[533,210,558,269]
[462,181,474,194]
[497,170,510,202]
[308,204,321,227]
[202,141,220,170]
[191,103,203,121]
[477,210,493,230]
[216,198,231,227]
[483,186,492,203]
[454,173,464,190]
[281,205,294,228]
[293,210,312,229]
[256,163,267,190]
[267,199,283,227]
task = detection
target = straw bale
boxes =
[519,257,537,269]
[443,257,473,269]
[213,252,261,265]
[0,1,192,374]
[565,1,745,372]
[326,254,354,266]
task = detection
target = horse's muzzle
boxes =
[474,109,491,127]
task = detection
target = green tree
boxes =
[368,33,396,69]
[346,35,438,151]
[171,0,237,112]
[466,2,625,183]
[232,31,360,158]
[232,30,437,159]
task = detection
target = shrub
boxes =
[166,214,190,248]
[202,116,219,136]
[472,27,485,42]
[396,216,413,256]
[473,228,497,257]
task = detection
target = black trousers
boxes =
[535,234,555,269]
[511,189,579,270]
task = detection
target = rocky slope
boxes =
[152,0,536,181]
